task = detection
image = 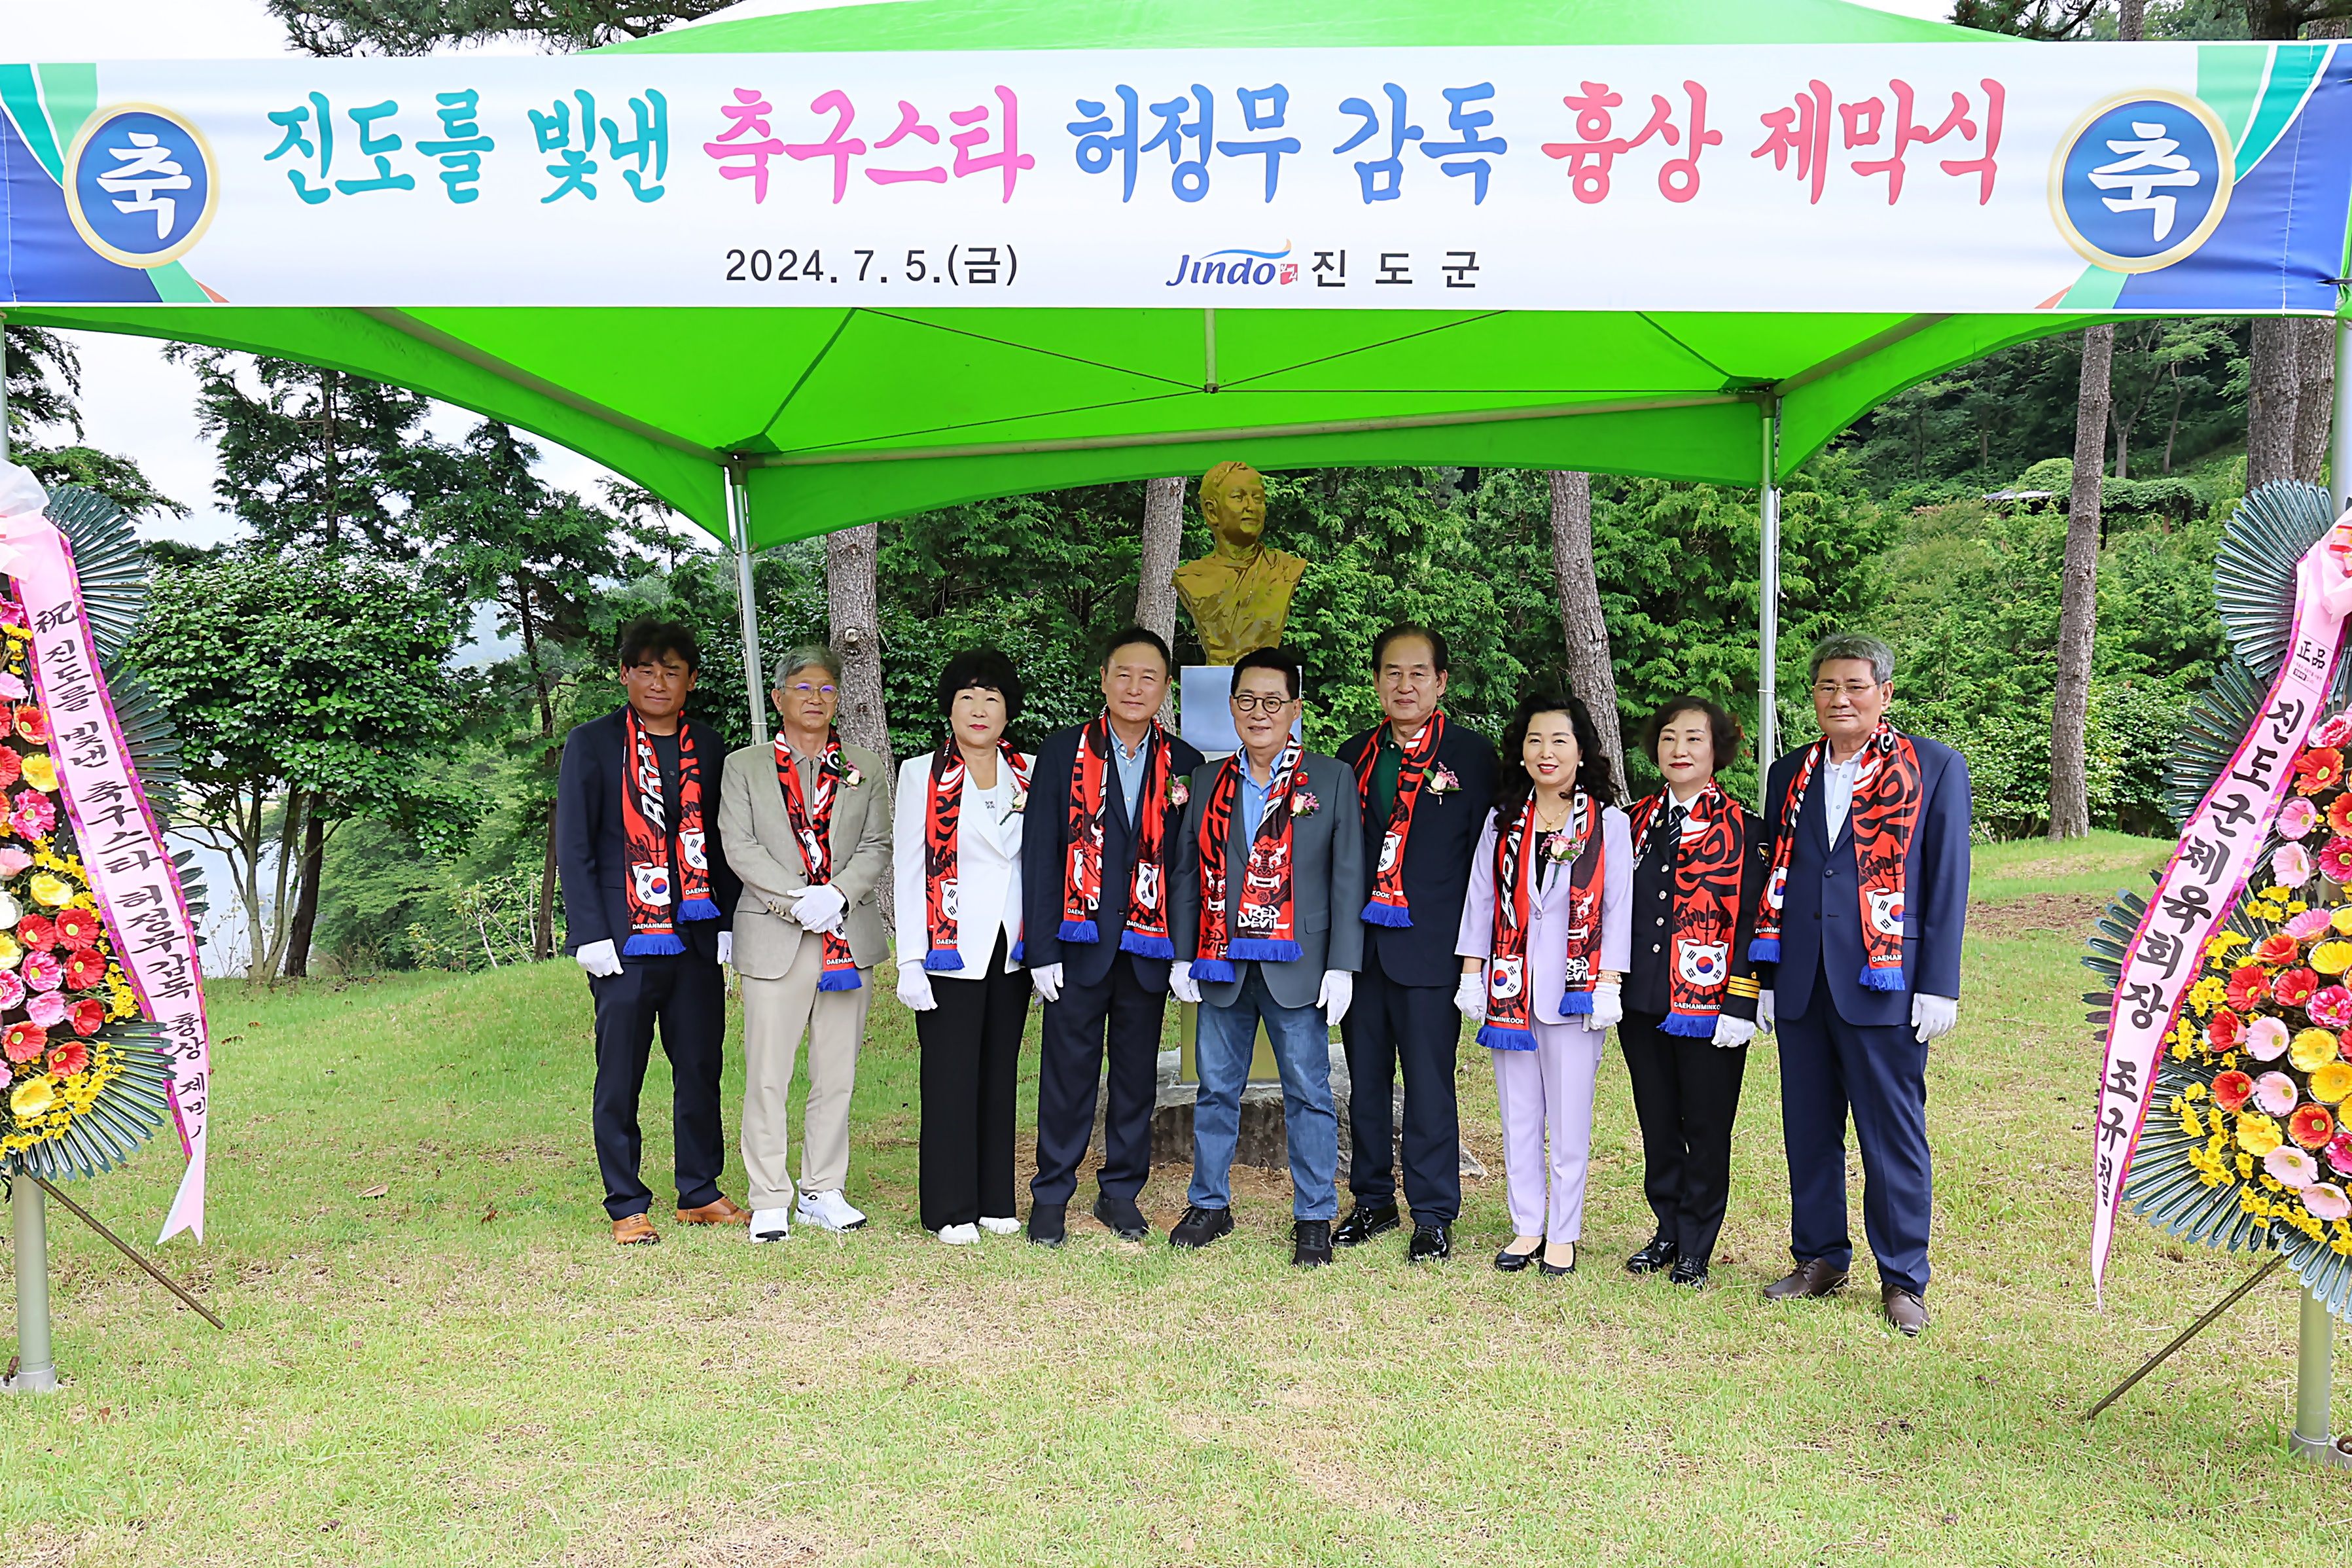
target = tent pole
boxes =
[1757,397,1781,804]
[728,462,769,749]
[2333,313,2352,519]
[4,1171,60,1393]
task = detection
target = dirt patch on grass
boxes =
[1967,893,2111,941]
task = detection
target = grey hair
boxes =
[773,644,844,688]
[1807,632,1895,687]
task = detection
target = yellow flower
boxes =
[8,1075,55,1119]
[2314,942,2352,976]
[27,872,72,908]
[2237,1151,2258,1177]
[2294,1029,2342,1072]
[0,933,17,969]
[2209,932,2251,955]
[17,753,55,793]
[2239,1114,2286,1156]
[2334,906,2352,935]
[2186,1082,2209,1101]
[2314,1062,2352,1105]
[2182,1104,2207,1137]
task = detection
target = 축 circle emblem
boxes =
[2050,90,2233,274]
[63,103,217,270]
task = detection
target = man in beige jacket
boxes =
[719,645,893,1242]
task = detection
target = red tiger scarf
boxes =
[1059,715,1177,959]
[1190,740,1306,983]
[776,732,862,991]
[1750,721,1922,991]
[1478,791,1605,1049]
[1628,781,1752,1037]
[618,708,718,956]
[923,741,1031,972]
[1355,711,1448,927]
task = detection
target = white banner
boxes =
[4,42,2348,315]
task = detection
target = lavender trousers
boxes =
[1491,1018,1608,1242]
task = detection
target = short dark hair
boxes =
[1229,646,1302,701]
[1500,686,1611,808]
[936,648,1024,721]
[617,615,700,673]
[1641,694,1743,771]
[1370,622,1448,675]
[1099,624,1174,678]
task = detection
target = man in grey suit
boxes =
[1169,647,1366,1266]
[719,645,893,1244]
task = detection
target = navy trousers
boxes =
[1341,951,1465,1224]
[1031,951,1165,1207]
[1778,965,1934,1296]
[589,953,728,1221]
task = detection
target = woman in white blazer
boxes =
[893,650,1035,1243]
[1453,690,1631,1277]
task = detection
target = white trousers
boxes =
[1491,1018,1607,1242]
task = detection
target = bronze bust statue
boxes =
[1172,461,1308,666]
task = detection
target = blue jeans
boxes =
[1188,966,1339,1221]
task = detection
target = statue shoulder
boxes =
[1173,555,1233,593]
[1262,547,1308,586]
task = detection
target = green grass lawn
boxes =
[8,829,2351,1565]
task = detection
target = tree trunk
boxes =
[1546,471,1628,800]
[2294,314,2337,486]
[283,807,327,976]
[518,584,558,961]
[2050,325,2112,842]
[1136,474,1185,724]
[2248,316,2303,489]
[537,813,560,962]
[827,521,894,918]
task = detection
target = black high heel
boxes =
[1494,1236,1543,1273]
[1539,1240,1577,1276]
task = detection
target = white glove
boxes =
[717,931,733,967]
[1319,970,1354,1027]
[1711,1014,1757,1050]
[897,965,937,1012]
[1587,980,1624,1032]
[575,938,622,978]
[1031,963,1064,1004]
[1168,960,1202,1005]
[1912,993,1959,1044]
[789,883,847,933]
[1453,970,1486,1022]
[1757,989,1777,1034]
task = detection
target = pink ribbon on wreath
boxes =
[2092,515,2352,1302]
[0,475,212,1243]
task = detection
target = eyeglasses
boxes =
[1811,681,1882,699]
[785,683,838,698]
[1230,692,1295,714]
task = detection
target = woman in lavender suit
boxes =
[1453,690,1631,1276]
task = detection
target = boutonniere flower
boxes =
[1291,789,1319,817]
[1009,788,1028,815]
[1545,832,1577,863]
[1427,764,1461,797]
[830,758,864,787]
[1167,775,1190,808]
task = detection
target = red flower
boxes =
[3,1021,48,1062]
[0,750,22,791]
[62,950,105,991]
[2207,1009,2246,1050]
[51,907,99,952]
[2330,794,2352,837]
[2226,963,2273,1010]
[2257,933,2302,966]
[2214,1071,2256,1112]
[2293,1103,2338,1149]
[2298,747,2347,795]
[65,997,103,1037]
[0,705,12,740]
[15,913,56,952]
[45,1040,88,1078]
[2273,967,2322,1008]
[10,705,45,745]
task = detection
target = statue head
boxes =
[1198,461,1267,552]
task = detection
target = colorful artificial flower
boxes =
[10,704,46,745]
[50,906,97,950]
[2314,1061,2352,1104]
[0,705,13,742]
[2305,1183,2352,1221]
[18,753,56,793]
[2294,1029,2343,1072]
[0,892,17,932]
[24,991,65,1029]
[2239,1112,2287,1155]
[2256,932,2302,966]
[0,674,22,703]
[2315,942,2352,977]
[16,913,56,951]
[2329,1131,2352,1177]
[2268,1145,2323,1187]
[2227,963,2273,1010]
[20,950,62,993]
[2281,796,2323,840]
[2257,1071,2302,1115]
[1,1020,43,1063]
[2298,747,2347,794]
[2289,905,2336,939]
[2293,1103,2338,1149]
[64,997,103,1037]
[2311,986,2352,1029]
[9,791,53,840]
[1290,790,1320,817]
[43,1039,86,1078]
[2215,1070,2257,1111]
[0,933,18,970]
[1167,776,1190,808]
[0,971,24,1010]
[2207,1008,2245,1051]
[2246,1016,2292,1060]
[9,1075,54,1120]
[27,872,71,909]
[62,950,105,991]
[0,847,29,879]
[2274,967,2321,1007]
[2317,712,2352,748]
[0,751,22,791]
[2278,840,2318,885]
[2334,904,2352,935]
[1429,764,1461,796]
[2323,838,2352,883]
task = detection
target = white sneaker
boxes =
[749,1207,791,1243]
[937,1223,981,1245]
[795,1189,869,1232]
[978,1215,1020,1235]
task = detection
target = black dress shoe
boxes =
[1092,1191,1150,1242]
[1763,1257,1850,1300]
[1494,1238,1543,1273]
[1539,1241,1577,1276]
[1625,1236,1677,1275]
[1406,1221,1452,1263]
[1292,1219,1333,1268]
[1667,1256,1708,1289]
[1169,1205,1234,1249]
[1334,1202,1400,1248]
[1027,1202,1067,1247]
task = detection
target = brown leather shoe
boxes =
[675,1195,752,1226]
[1763,1257,1850,1300]
[613,1213,660,1245]
[1881,1285,1929,1337]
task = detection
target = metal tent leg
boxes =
[2292,1286,2351,1467]
[3,1174,60,1393]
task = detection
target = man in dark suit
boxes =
[1755,632,1969,1336]
[1021,626,1205,1247]
[1334,624,1499,1262]
[556,616,745,1245]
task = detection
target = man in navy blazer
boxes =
[1020,627,1205,1247]
[1756,632,1969,1336]
[556,617,744,1245]
[1333,624,1500,1262]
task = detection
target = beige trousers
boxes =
[739,938,872,1209]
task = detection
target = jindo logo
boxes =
[1164,245,1299,288]
[65,103,218,270]
[2050,90,2233,274]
